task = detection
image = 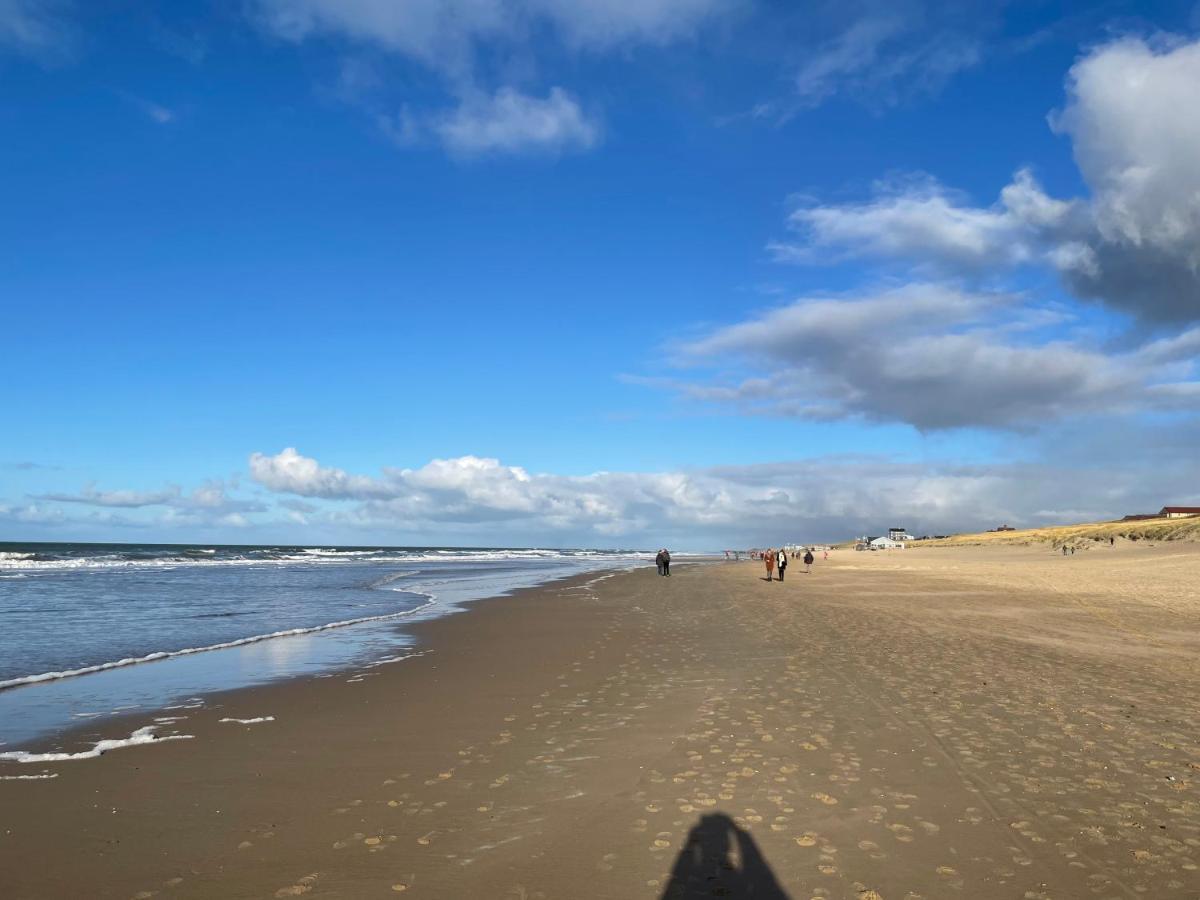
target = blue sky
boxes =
[3,0,1200,547]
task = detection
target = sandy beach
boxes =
[3,546,1200,899]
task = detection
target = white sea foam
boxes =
[219,716,274,725]
[0,595,438,691]
[1,772,59,780]
[0,725,192,763]
[0,549,651,572]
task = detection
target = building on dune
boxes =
[1159,506,1200,518]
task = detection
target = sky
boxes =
[3,0,1200,549]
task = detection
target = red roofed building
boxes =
[1160,506,1200,518]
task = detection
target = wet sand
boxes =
[3,546,1200,899]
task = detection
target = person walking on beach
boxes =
[776,548,787,581]
[662,548,671,577]
[655,549,665,576]
[803,548,814,573]
[764,548,776,581]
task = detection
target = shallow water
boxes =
[0,543,649,748]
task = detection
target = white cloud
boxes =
[429,87,599,155]
[253,0,727,64]
[249,447,394,499]
[244,447,1200,543]
[252,0,718,156]
[33,484,183,508]
[661,284,1200,430]
[1049,35,1200,321]
[775,36,1200,323]
[792,15,981,110]
[0,502,65,525]
[30,480,267,516]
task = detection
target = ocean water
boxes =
[0,543,649,751]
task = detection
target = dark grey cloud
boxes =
[664,285,1199,431]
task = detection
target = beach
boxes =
[3,546,1200,899]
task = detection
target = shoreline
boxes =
[0,566,628,760]
[4,549,1200,898]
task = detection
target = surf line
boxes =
[0,595,438,692]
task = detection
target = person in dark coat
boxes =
[655,549,665,576]
[662,549,671,576]
[803,548,814,573]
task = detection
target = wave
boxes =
[0,547,651,572]
[0,725,192,764]
[0,595,438,692]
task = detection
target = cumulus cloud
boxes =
[245,447,1200,543]
[658,284,1200,430]
[249,447,396,499]
[772,169,1082,272]
[1049,36,1200,321]
[425,87,599,156]
[775,36,1200,323]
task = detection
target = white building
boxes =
[870,536,905,550]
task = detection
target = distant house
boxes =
[869,536,905,550]
[1160,506,1200,518]
[888,527,913,540]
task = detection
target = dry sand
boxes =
[3,546,1200,899]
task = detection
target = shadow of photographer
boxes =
[660,812,790,899]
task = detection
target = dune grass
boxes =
[911,515,1200,549]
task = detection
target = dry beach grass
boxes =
[3,546,1200,898]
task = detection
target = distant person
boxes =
[1110,536,1115,547]
[662,549,671,577]
[776,548,787,581]
[803,548,814,573]
[655,549,665,576]
[822,549,829,561]
[1062,545,1068,556]
[764,548,775,581]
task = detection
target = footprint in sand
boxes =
[796,834,818,847]
[274,874,318,897]
[812,793,839,806]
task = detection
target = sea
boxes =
[0,542,650,754]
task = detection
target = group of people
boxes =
[763,547,814,581]
[655,548,672,576]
